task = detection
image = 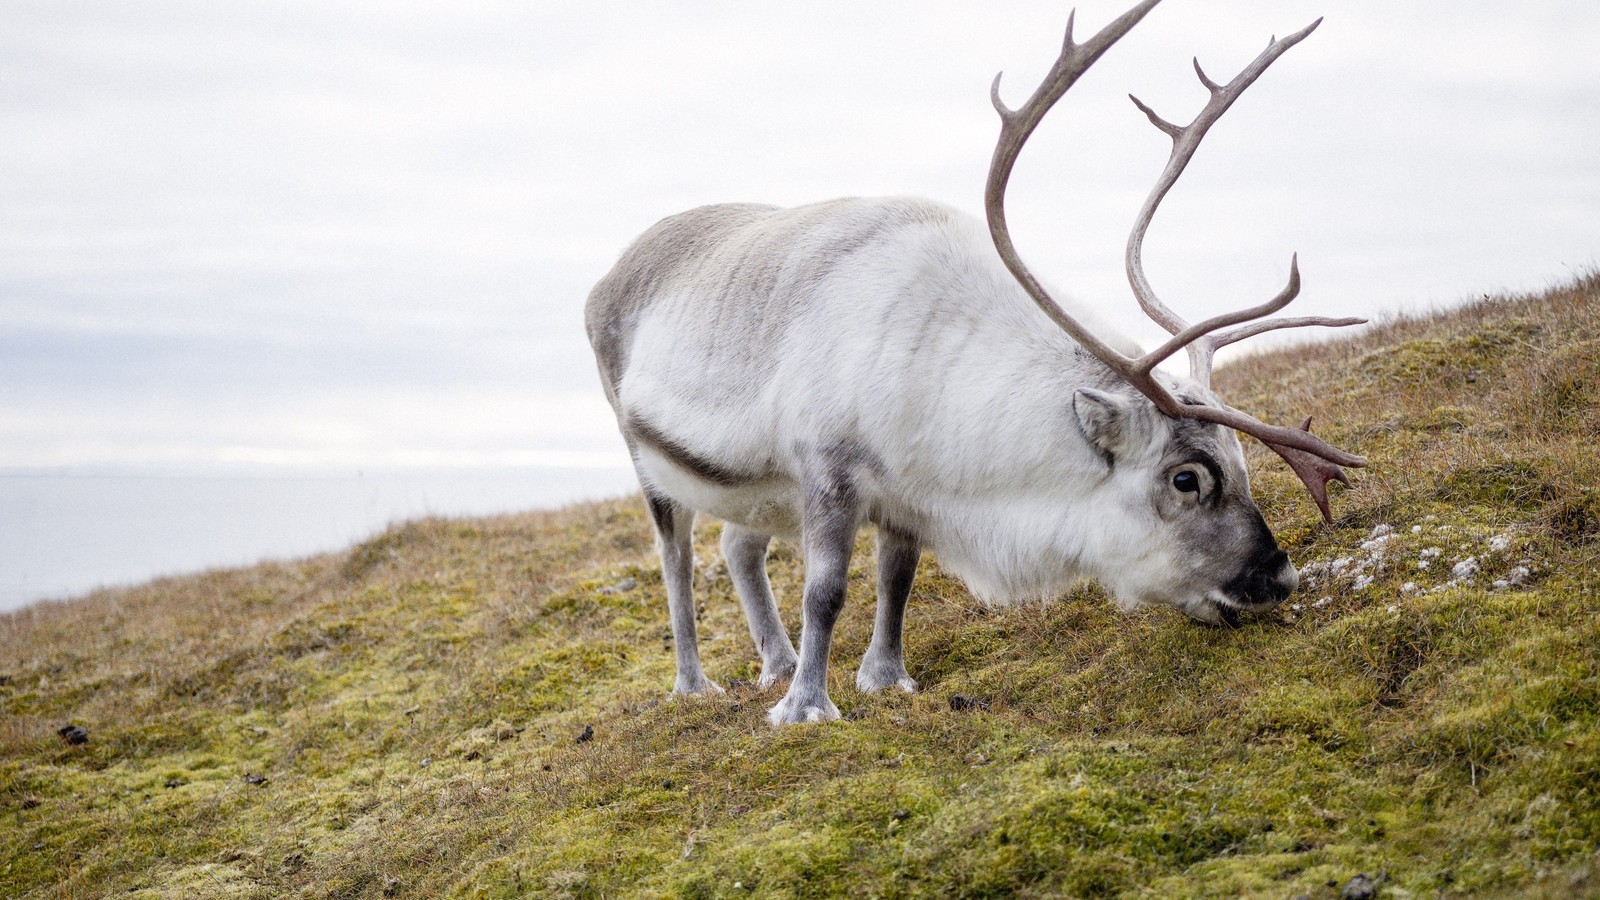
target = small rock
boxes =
[1410,525,1422,534]
[57,724,89,745]
[948,694,989,712]
[576,724,594,744]
[1341,872,1379,900]
[243,772,268,785]
[419,757,432,768]
[164,778,186,789]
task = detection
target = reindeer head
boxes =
[1070,377,1297,625]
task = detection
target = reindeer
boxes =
[585,0,1365,726]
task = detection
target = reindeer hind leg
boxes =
[721,523,798,689]
[645,489,722,696]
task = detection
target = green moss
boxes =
[1358,318,1541,387]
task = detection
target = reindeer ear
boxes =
[1072,389,1134,465]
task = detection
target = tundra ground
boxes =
[4,273,1600,898]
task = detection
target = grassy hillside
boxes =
[4,274,1600,898]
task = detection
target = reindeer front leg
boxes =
[857,527,920,693]
[767,477,861,726]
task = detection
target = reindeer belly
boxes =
[633,443,803,539]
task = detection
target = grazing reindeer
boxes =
[586,0,1364,726]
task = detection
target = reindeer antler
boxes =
[985,1,1365,522]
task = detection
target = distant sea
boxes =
[0,466,640,613]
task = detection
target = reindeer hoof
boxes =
[755,656,798,690]
[856,659,918,694]
[673,677,725,697]
[767,690,840,726]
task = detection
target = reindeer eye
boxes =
[1173,471,1200,494]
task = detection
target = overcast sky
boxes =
[3,1,1597,475]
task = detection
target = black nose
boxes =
[1224,547,1295,608]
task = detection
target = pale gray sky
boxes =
[3,1,1597,473]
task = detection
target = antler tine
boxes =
[986,0,1164,382]
[1187,314,1367,385]
[1182,407,1366,503]
[1179,401,1365,524]
[1124,17,1324,386]
[1212,315,1368,349]
[1141,252,1303,378]
[1179,398,1364,467]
